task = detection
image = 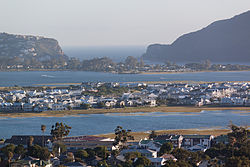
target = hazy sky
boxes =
[1,0,250,46]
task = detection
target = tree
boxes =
[113,126,134,149]
[1,144,16,155]
[164,60,173,67]
[41,124,46,147]
[97,102,105,109]
[133,156,151,167]
[80,103,90,109]
[171,148,190,161]
[85,148,96,158]
[228,123,249,146]
[97,160,110,167]
[202,124,250,166]
[67,105,72,110]
[163,160,193,167]
[225,156,250,167]
[14,144,26,156]
[39,147,51,161]
[205,147,219,159]
[149,130,157,139]
[158,142,173,156]
[139,58,144,67]
[75,149,89,159]
[124,152,141,162]
[124,56,138,69]
[27,145,39,157]
[66,152,75,162]
[189,151,203,166]
[94,146,109,159]
[50,122,71,141]
[204,59,211,70]
[7,151,13,163]
[111,149,119,157]
[163,160,179,167]
[53,143,67,156]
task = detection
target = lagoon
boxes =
[0,71,250,87]
[0,110,249,139]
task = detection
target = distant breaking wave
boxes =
[41,74,55,78]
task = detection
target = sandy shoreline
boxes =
[141,70,250,75]
[94,128,233,141]
[0,106,249,118]
[0,69,249,74]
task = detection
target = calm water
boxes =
[0,110,249,139]
[63,46,146,62]
[0,71,250,87]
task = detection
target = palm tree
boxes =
[7,151,13,167]
[41,125,46,147]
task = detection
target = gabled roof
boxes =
[160,154,177,160]
[188,144,207,151]
[5,135,53,146]
[120,149,156,155]
[214,135,229,143]
[148,157,164,163]
[140,140,152,145]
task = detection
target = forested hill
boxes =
[0,32,68,69]
[142,10,250,63]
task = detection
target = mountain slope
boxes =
[143,11,250,63]
[0,33,68,68]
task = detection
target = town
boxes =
[0,81,250,113]
[0,123,249,167]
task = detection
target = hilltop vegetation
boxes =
[0,33,68,70]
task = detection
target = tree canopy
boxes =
[50,122,71,141]
[158,142,173,156]
[113,126,134,149]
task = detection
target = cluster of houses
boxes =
[154,81,250,107]
[0,81,250,112]
[0,132,229,167]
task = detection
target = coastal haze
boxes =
[1,0,250,63]
[1,0,250,47]
[63,46,145,62]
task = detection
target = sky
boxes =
[1,0,250,47]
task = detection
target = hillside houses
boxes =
[2,128,248,167]
[0,81,250,112]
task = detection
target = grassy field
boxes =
[0,106,249,118]
[94,128,231,141]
